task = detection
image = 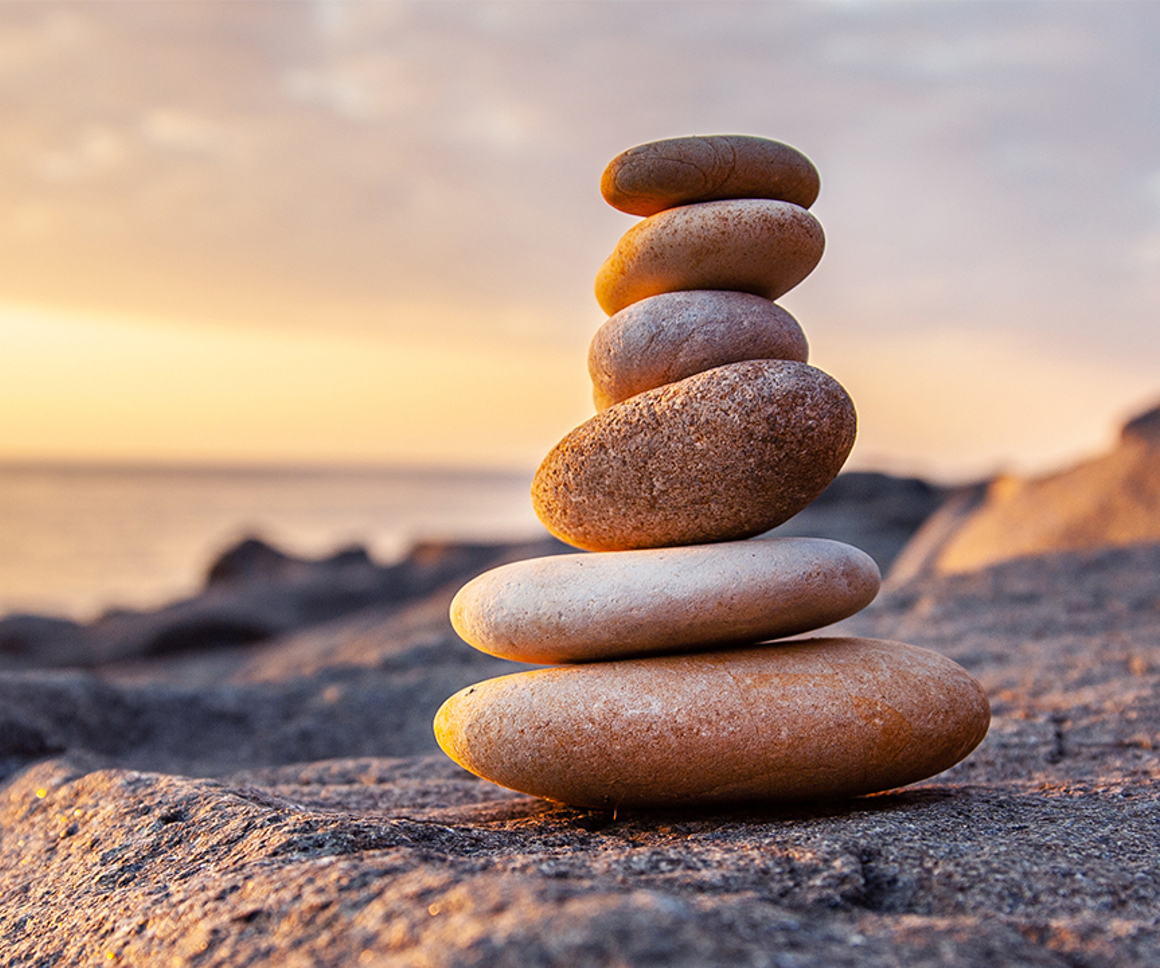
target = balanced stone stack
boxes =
[436,136,989,810]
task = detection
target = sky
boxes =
[1,0,1158,480]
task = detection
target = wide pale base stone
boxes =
[451,537,880,664]
[435,637,990,809]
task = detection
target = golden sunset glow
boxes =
[3,301,1154,479]
[0,304,592,468]
[0,2,1157,479]
[814,329,1160,480]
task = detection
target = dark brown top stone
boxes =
[601,135,820,216]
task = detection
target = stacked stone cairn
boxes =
[435,136,990,810]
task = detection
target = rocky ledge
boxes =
[1,476,1157,966]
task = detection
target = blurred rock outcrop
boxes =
[766,471,946,573]
[0,535,571,671]
[890,400,1160,582]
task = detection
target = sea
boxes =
[0,463,543,621]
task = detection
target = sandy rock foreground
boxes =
[1,486,1158,965]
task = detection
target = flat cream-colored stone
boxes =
[588,290,808,411]
[601,135,820,216]
[451,537,879,664]
[594,198,824,316]
[434,637,991,808]
[532,360,856,552]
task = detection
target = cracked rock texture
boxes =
[1,485,1158,965]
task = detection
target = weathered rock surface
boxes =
[533,360,856,551]
[889,400,1160,579]
[0,535,563,671]
[1,536,1158,965]
[450,537,880,664]
[588,290,808,410]
[436,638,989,808]
[0,590,531,782]
[601,134,821,216]
[594,198,825,315]
[0,538,574,780]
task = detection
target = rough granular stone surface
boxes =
[1,536,1158,966]
[533,359,856,551]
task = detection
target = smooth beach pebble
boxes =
[601,135,820,217]
[434,637,991,808]
[589,290,808,411]
[532,359,856,552]
[451,537,880,664]
[594,198,824,316]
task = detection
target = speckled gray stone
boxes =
[589,290,808,410]
[594,198,824,316]
[601,135,820,216]
[532,360,856,552]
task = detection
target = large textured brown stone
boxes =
[601,135,820,216]
[588,290,808,410]
[594,198,824,316]
[450,537,880,664]
[434,636,991,809]
[532,360,856,552]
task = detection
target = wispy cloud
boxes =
[0,1,1156,472]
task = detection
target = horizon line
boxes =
[0,456,541,479]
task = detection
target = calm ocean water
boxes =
[0,463,543,620]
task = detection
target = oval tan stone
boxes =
[532,360,856,552]
[601,135,820,216]
[434,637,991,808]
[451,538,879,664]
[594,199,824,316]
[589,290,808,411]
